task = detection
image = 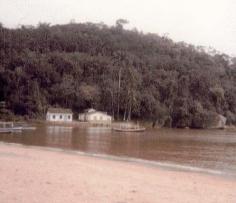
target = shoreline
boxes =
[1,141,235,179]
[2,117,236,129]
[0,142,235,202]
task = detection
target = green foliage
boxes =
[0,22,235,127]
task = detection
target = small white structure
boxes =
[46,108,73,122]
[78,108,112,124]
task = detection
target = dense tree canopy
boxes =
[0,21,236,127]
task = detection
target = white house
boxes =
[78,108,112,124]
[46,108,73,122]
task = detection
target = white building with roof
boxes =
[78,108,112,124]
[46,108,73,122]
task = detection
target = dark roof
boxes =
[47,108,72,114]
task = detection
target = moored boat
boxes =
[112,122,146,132]
[112,127,146,132]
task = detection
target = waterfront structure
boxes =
[46,108,73,122]
[78,108,112,124]
[0,122,22,133]
[112,122,145,132]
[0,101,6,109]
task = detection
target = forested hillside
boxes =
[0,20,236,128]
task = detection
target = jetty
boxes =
[0,122,22,133]
[14,122,37,130]
[0,122,36,133]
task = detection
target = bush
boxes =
[191,110,220,129]
[226,111,236,125]
[172,106,190,128]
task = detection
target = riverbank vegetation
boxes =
[0,20,236,128]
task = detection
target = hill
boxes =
[0,21,236,128]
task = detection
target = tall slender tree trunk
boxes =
[128,97,132,121]
[110,90,115,119]
[123,105,127,121]
[117,68,122,120]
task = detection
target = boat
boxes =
[112,122,146,132]
[0,122,22,133]
[112,127,146,132]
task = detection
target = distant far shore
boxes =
[0,143,235,203]
[1,117,236,130]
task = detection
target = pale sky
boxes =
[0,0,235,56]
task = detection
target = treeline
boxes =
[0,20,236,128]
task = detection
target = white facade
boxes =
[46,108,73,122]
[87,112,112,122]
[78,109,112,123]
[78,113,86,121]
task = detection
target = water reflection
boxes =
[46,126,73,134]
[0,124,236,175]
[46,126,73,148]
[83,127,112,154]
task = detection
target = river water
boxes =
[0,123,236,176]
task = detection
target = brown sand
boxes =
[0,143,235,203]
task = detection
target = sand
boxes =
[0,143,235,203]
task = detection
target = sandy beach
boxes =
[0,143,235,203]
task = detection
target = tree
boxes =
[78,84,101,109]
[0,22,235,128]
[116,19,129,30]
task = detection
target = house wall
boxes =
[86,112,112,123]
[46,113,73,122]
[78,113,85,121]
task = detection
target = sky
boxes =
[0,0,235,56]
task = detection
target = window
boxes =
[52,115,56,119]
[60,115,63,120]
[68,115,71,119]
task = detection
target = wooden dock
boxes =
[0,122,22,133]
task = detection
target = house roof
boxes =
[86,111,109,116]
[47,108,72,114]
[79,109,110,116]
[83,108,96,113]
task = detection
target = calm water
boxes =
[0,123,236,176]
